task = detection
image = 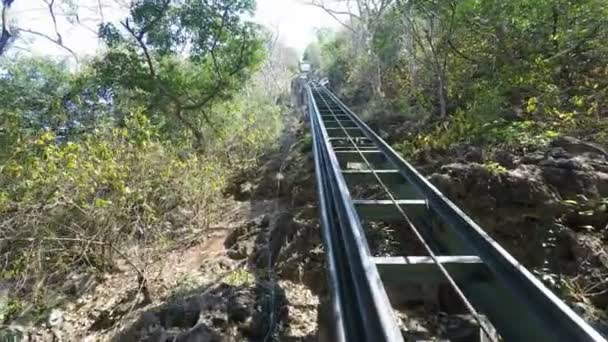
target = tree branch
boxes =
[120,0,171,78]
[97,0,105,23]
[173,102,206,149]
[137,0,170,39]
[12,0,79,61]
[200,108,222,137]
[120,4,215,147]
[182,26,252,111]
[18,28,79,61]
[309,1,360,18]
[307,0,357,32]
[545,23,602,62]
[209,6,230,82]
[42,0,63,44]
[447,38,478,63]
[0,0,15,56]
[121,19,156,78]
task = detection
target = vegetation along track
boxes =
[303,82,607,342]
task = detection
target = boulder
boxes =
[119,282,286,342]
[540,166,599,198]
[430,163,563,224]
[519,151,545,165]
[493,150,517,169]
[551,136,608,157]
[596,172,608,196]
[227,289,255,323]
[529,142,608,199]
[540,154,594,171]
[451,145,483,163]
[175,324,222,342]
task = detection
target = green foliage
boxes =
[318,31,351,92]
[225,268,254,286]
[303,42,322,70]
[0,296,21,323]
[314,29,375,103]
[397,111,563,156]
[315,0,608,154]
[482,161,508,176]
[95,0,265,148]
[0,1,289,320]
[0,94,281,308]
[0,57,136,157]
[0,58,72,157]
[1,115,210,260]
[0,57,71,118]
[300,133,313,153]
[205,84,283,167]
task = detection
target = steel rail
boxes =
[306,84,404,342]
[309,94,348,342]
[304,81,607,342]
[313,88,497,341]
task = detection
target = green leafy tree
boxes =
[0,57,74,160]
[303,41,322,70]
[96,0,265,149]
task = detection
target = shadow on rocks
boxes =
[112,278,286,342]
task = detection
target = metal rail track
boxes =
[305,82,606,342]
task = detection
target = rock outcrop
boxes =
[431,136,608,235]
[115,282,286,342]
[428,136,608,330]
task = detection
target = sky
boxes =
[254,0,342,50]
[8,0,343,59]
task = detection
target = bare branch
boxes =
[2,235,153,305]
[109,243,151,304]
[97,0,105,23]
[42,0,63,44]
[75,15,104,36]
[9,0,80,61]
[309,0,360,18]
[306,0,357,32]
[18,28,79,61]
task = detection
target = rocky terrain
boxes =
[426,136,608,332]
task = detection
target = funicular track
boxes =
[305,82,606,342]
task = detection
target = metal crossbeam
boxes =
[374,255,486,283]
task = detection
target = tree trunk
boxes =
[437,72,447,119]
[173,104,205,151]
[374,55,384,98]
[401,2,417,88]
[429,43,448,119]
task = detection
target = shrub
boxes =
[0,101,281,322]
